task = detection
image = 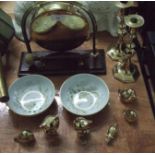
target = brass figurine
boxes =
[124,109,137,123]
[14,130,35,144]
[107,1,134,61]
[40,115,59,135]
[105,123,118,144]
[118,88,137,104]
[73,117,92,137]
[113,14,144,83]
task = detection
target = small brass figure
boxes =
[105,124,118,144]
[14,130,35,144]
[124,109,137,123]
[73,117,92,137]
[40,115,59,135]
[118,88,137,104]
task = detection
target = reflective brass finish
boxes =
[107,1,133,61]
[105,123,118,144]
[115,1,134,9]
[40,115,59,135]
[125,14,145,28]
[118,88,137,103]
[124,109,137,123]
[113,62,139,83]
[0,56,9,102]
[73,117,92,137]
[113,14,145,83]
[14,130,35,144]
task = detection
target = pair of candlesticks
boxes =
[107,2,144,83]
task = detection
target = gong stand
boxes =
[18,2,106,76]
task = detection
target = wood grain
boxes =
[0,2,155,153]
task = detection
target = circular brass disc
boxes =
[125,14,145,28]
[115,1,134,9]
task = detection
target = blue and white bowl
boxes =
[8,75,55,116]
[60,74,110,116]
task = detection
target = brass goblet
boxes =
[113,14,144,83]
[107,1,134,61]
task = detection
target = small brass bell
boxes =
[105,124,118,144]
[14,130,35,144]
[73,117,92,137]
[124,109,137,123]
[40,115,59,135]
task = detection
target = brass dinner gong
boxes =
[18,1,106,76]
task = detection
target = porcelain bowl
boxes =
[60,74,109,116]
[8,75,55,116]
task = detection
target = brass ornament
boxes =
[105,124,118,144]
[73,117,92,137]
[107,2,133,61]
[14,130,35,144]
[115,1,134,9]
[118,88,137,104]
[40,115,59,135]
[124,109,137,123]
[125,14,145,29]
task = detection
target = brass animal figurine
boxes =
[40,115,59,135]
[118,88,137,104]
[105,124,118,144]
[124,109,137,123]
[73,117,92,137]
[14,130,35,144]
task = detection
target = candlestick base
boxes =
[113,62,140,83]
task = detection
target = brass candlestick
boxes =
[113,14,144,83]
[107,1,134,61]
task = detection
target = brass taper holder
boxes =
[107,1,134,61]
[113,14,144,83]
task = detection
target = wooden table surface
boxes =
[0,2,155,153]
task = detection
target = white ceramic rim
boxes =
[8,74,56,117]
[59,73,110,116]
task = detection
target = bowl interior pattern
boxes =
[60,74,109,116]
[8,75,55,116]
